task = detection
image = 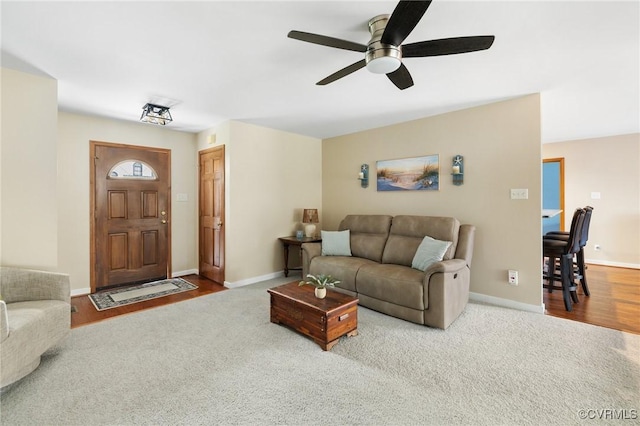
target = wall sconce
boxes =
[452,155,464,186]
[140,103,173,125]
[358,164,369,188]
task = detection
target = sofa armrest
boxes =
[422,259,471,329]
[301,242,322,279]
[0,301,8,343]
[0,267,70,304]
[424,258,467,278]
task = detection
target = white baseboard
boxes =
[71,288,91,297]
[586,259,639,269]
[225,271,285,289]
[172,269,199,277]
[469,292,545,314]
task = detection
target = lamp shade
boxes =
[302,209,319,224]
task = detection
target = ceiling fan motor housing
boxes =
[365,14,402,74]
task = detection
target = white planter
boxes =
[314,287,327,299]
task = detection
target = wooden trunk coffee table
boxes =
[268,281,358,351]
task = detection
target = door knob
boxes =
[161,219,167,224]
[161,211,166,216]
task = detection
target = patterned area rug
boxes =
[88,278,197,311]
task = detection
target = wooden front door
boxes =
[91,142,171,291]
[199,146,225,283]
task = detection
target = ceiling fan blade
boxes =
[386,63,414,90]
[402,36,495,57]
[288,30,367,52]
[317,60,366,85]
[381,1,432,46]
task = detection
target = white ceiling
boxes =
[2,1,638,142]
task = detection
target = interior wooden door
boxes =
[199,146,225,283]
[91,142,171,291]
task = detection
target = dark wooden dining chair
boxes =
[544,206,593,296]
[543,208,585,311]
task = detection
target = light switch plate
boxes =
[510,189,528,199]
[176,193,188,202]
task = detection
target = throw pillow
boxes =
[411,236,452,271]
[321,230,352,256]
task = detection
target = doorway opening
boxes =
[543,157,565,234]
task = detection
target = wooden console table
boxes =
[278,236,322,277]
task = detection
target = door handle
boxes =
[161,219,167,224]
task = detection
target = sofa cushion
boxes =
[338,215,392,263]
[382,215,460,266]
[411,236,452,271]
[356,264,426,310]
[309,256,377,292]
[321,230,352,256]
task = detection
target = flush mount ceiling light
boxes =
[140,103,172,125]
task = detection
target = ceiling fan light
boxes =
[366,56,401,74]
[365,40,402,74]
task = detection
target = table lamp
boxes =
[302,209,319,238]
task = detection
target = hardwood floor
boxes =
[544,264,640,334]
[72,265,639,335]
[70,274,226,328]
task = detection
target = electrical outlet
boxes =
[510,189,529,200]
[508,270,519,285]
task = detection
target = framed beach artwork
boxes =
[376,154,440,191]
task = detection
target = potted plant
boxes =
[299,274,340,299]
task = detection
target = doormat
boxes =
[88,278,198,311]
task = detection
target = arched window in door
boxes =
[108,160,157,180]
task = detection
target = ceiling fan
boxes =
[288,0,495,90]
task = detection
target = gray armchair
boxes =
[0,267,70,388]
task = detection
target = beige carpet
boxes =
[2,275,638,425]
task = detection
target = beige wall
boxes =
[543,133,640,267]
[1,67,321,291]
[58,112,198,294]
[1,67,59,269]
[323,95,543,309]
[5,64,632,308]
[197,121,322,285]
